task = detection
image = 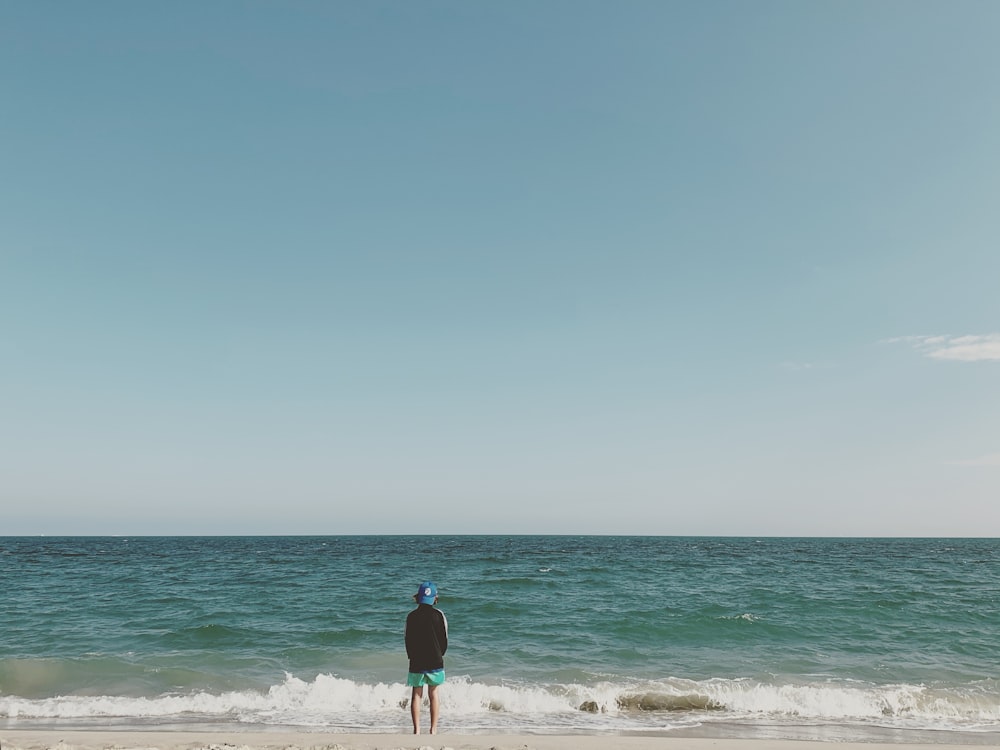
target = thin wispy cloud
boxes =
[779,361,814,371]
[887,334,1000,362]
[946,453,1000,467]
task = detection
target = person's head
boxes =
[414,581,438,605]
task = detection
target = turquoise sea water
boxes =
[1,536,998,742]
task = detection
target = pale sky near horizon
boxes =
[2,1,998,537]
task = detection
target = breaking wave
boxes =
[2,673,999,733]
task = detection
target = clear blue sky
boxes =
[2,1,998,536]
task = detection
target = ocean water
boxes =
[1,536,998,743]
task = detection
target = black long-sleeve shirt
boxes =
[404,603,448,673]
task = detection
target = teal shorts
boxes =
[407,669,445,687]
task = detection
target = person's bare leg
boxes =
[410,686,423,734]
[428,684,440,734]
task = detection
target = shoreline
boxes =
[3,728,1000,750]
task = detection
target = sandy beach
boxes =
[1,730,994,750]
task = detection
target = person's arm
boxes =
[437,611,448,656]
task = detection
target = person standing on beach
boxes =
[405,580,448,734]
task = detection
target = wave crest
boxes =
[2,674,999,733]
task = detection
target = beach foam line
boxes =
[3,673,1000,733]
[0,730,994,750]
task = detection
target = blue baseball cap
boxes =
[415,581,437,604]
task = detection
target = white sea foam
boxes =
[2,674,999,733]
